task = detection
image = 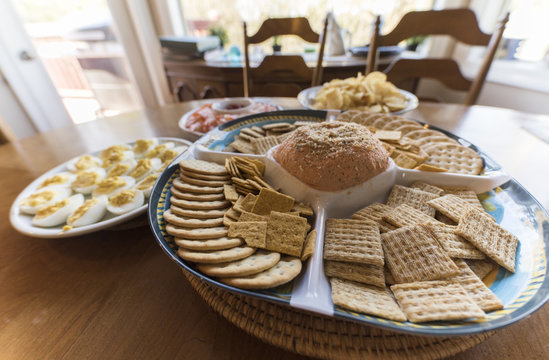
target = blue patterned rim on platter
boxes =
[148,111,549,336]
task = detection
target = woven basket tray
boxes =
[183,270,493,360]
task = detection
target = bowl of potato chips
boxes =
[298,72,418,114]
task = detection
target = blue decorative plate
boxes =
[148,111,549,336]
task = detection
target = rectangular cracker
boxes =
[324,260,385,288]
[224,207,241,221]
[455,207,518,273]
[382,224,460,283]
[265,211,308,256]
[251,136,281,155]
[238,211,268,222]
[391,280,485,322]
[386,184,438,217]
[323,219,384,266]
[451,259,503,312]
[233,193,257,213]
[414,163,448,172]
[410,181,444,195]
[223,184,239,202]
[292,202,314,217]
[251,188,295,216]
[383,204,439,228]
[228,221,267,248]
[425,223,486,259]
[427,194,487,223]
[331,278,407,321]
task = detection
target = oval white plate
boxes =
[10,137,192,239]
[297,85,419,115]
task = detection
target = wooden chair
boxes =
[365,9,509,105]
[243,17,328,97]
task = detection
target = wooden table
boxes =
[1,99,548,359]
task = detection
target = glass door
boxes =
[10,0,141,125]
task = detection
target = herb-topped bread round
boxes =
[273,121,390,191]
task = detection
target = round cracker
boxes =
[415,135,458,148]
[170,196,229,210]
[218,256,302,289]
[336,110,362,122]
[197,250,281,277]
[170,205,226,219]
[179,159,228,175]
[172,177,224,194]
[180,169,230,181]
[164,209,224,228]
[175,236,243,251]
[177,245,255,264]
[423,143,484,175]
[170,186,225,201]
[166,224,228,239]
[180,173,230,187]
[403,129,455,142]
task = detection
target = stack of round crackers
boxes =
[165,159,314,290]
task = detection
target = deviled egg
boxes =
[37,172,76,190]
[101,150,135,170]
[145,142,174,159]
[135,173,160,198]
[99,144,131,161]
[107,189,144,215]
[128,158,161,181]
[66,196,108,227]
[158,145,188,163]
[106,158,137,177]
[92,176,135,198]
[32,193,85,227]
[66,154,102,173]
[71,168,107,194]
[19,187,72,215]
[133,138,158,158]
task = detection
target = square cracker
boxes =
[383,204,438,228]
[410,181,444,196]
[455,207,518,273]
[450,259,503,312]
[251,136,281,155]
[324,260,385,288]
[382,223,459,283]
[238,211,268,222]
[331,278,406,322]
[251,188,295,216]
[323,219,384,266]
[464,258,499,280]
[265,212,308,256]
[386,185,438,217]
[440,186,484,211]
[427,194,487,223]
[391,280,485,322]
[426,223,486,260]
[228,221,267,248]
[233,193,257,213]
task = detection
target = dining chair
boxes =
[243,17,329,97]
[365,9,509,105]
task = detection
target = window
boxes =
[178,0,433,52]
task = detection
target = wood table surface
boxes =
[1,99,548,359]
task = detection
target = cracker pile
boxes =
[336,112,484,175]
[165,157,315,290]
[326,182,517,323]
[226,121,311,155]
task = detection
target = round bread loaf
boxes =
[273,121,389,191]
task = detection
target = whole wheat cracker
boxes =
[391,280,485,322]
[251,136,281,155]
[323,219,384,266]
[455,207,518,273]
[450,259,503,312]
[301,229,316,261]
[331,278,406,322]
[439,186,485,211]
[324,260,385,288]
[386,184,438,217]
[251,188,294,216]
[228,221,268,248]
[382,204,439,228]
[223,184,239,202]
[409,181,444,196]
[265,212,308,256]
[464,258,499,280]
[382,224,460,283]
[427,194,486,223]
[425,222,486,260]
[238,211,268,222]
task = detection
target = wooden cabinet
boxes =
[163,55,365,101]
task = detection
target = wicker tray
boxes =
[183,270,493,360]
